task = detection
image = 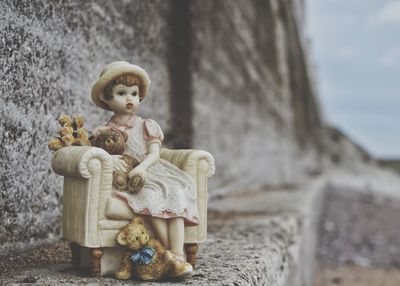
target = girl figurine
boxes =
[91,61,198,278]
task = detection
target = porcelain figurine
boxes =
[51,61,215,277]
[90,61,199,278]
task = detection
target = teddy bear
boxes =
[48,114,91,151]
[115,217,193,281]
[89,127,144,193]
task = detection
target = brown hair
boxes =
[103,73,144,101]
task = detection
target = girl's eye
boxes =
[132,92,137,96]
[118,91,124,96]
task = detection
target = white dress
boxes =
[94,114,199,226]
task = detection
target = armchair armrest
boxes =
[51,146,114,247]
[52,146,113,179]
[160,148,215,178]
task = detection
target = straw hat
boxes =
[91,61,151,110]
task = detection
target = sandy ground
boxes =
[0,242,71,278]
[314,265,400,286]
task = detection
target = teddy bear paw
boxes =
[115,270,131,280]
[128,173,145,194]
[113,173,128,191]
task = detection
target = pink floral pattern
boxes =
[95,114,199,226]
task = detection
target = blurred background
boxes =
[307,1,400,285]
[1,0,400,285]
[307,0,400,160]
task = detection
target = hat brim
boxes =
[91,64,151,111]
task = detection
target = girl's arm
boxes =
[112,155,128,172]
[128,142,160,177]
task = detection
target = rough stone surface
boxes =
[1,0,322,254]
[316,125,400,270]
[209,177,325,286]
[1,215,298,286]
[317,182,400,268]
[314,265,400,286]
[0,178,325,286]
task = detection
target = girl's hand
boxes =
[128,165,146,177]
[128,166,146,193]
[111,155,128,173]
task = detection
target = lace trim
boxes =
[113,191,199,226]
[109,114,138,129]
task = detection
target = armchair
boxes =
[51,146,215,276]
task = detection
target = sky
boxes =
[305,0,400,158]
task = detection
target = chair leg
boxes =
[90,248,103,277]
[69,243,81,269]
[185,243,198,268]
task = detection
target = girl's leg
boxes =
[168,217,185,258]
[150,217,170,249]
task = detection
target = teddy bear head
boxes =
[59,114,73,127]
[116,217,150,251]
[90,127,128,155]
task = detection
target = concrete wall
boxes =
[191,0,322,193]
[0,0,322,253]
[321,126,375,171]
[0,0,171,253]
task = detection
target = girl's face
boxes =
[105,84,140,115]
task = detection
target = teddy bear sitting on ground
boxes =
[90,127,144,193]
[115,217,193,281]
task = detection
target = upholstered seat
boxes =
[105,197,134,221]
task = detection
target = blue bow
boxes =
[130,246,155,265]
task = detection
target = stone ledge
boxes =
[318,180,400,268]
[207,177,326,286]
[0,177,325,285]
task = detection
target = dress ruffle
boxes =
[112,191,199,226]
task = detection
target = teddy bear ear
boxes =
[97,127,110,135]
[116,230,128,246]
[130,216,144,225]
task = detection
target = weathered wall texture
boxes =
[191,0,322,193]
[321,127,374,171]
[0,0,322,253]
[0,0,171,253]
